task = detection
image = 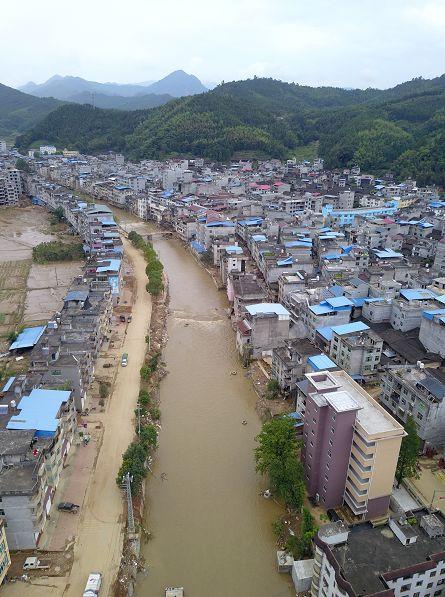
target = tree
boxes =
[396,415,421,486]
[15,158,31,173]
[52,206,65,223]
[255,417,305,510]
[266,378,280,400]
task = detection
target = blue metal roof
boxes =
[307,354,337,371]
[2,376,15,392]
[315,326,333,341]
[7,388,71,436]
[237,218,263,227]
[277,257,294,266]
[251,234,267,242]
[351,297,366,307]
[284,240,312,248]
[190,240,206,254]
[246,303,290,316]
[400,288,436,301]
[309,304,334,315]
[205,220,234,228]
[373,248,403,259]
[324,253,342,261]
[10,325,46,350]
[97,259,121,273]
[422,308,445,321]
[324,296,354,308]
[331,321,369,335]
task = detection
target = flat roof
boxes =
[10,325,46,350]
[324,390,361,413]
[332,371,404,437]
[329,513,445,595]
[400,288,437,301]
[331,321,370,335]
[307,354,337,371]
[246,303,290,317]
[7,388,71,436]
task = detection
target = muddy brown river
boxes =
[135,236,292,596]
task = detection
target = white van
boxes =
[83,572,102,596]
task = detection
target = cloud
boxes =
[1,0,445,89]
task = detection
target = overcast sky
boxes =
[3,0,445,89]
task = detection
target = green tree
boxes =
[15,158,31,173]
[52,206,65,223]
[396,415,421,485]
[255,417,305,510]
[266,378,280,400]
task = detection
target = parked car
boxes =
[119,315,126,323]
[121,353,128,367]
[127,315,132,322]
[83,572,102,596]
[57,502,79,513]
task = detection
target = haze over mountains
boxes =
[19,70,208,104]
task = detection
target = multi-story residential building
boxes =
[390,288,439,332]
[271,338,317,396]
[39,145,57,155]
[0,520,10,583]
[380,364,445,449]
[433,238,445,274]
[301,370,404,519]
[312,514,445,597]
[236,303,290,360]
[0,387,76,548]
[328,321,383,377]
[227,273,268,320]
[304,297,353,340]
[0,168,22,205]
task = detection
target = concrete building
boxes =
[328,321,383,378]
[227,274,267,320]
[390,289,438,332]
[0,520,10,583]
[304,297,353,340]
[419,307,445,359]
[236,303,290,360]
[39,145,57,155]
[312,513,445,597]
[0,388,76,549]
[271,339,316,396]
[0,168,22,206]
[301,370,404,520]
[380,364,445,449]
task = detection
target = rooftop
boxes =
[327,512,445,595]
[246,303,290,317]
[7,388,71,436]
[10,325,46,350]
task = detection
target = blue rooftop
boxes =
[315,326,334,341]
[400,288,437,301]
[246,303,290,317]
[190,240,206,254]
[7,388,71,437]
[309,304,334,316]
[96,259,121,273]
[205,220,234,228]
[238,218,263,227]
[307,354,337,371]
[2,376,15,392]
[373,248,403,259]
[324,296,354,308]
[331,321,370,335]
[10,325,46,350]
[277,257,294,266]
[251,234,267,242]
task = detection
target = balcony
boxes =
[344,488,367,515]
[351,441,374,466]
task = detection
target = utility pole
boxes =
[122,472,135,533]
[137,401,141,435]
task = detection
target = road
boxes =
[63,237,151,596]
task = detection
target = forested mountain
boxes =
[0,83,63,139]
[68,91,173,110]
[15,75,445,185]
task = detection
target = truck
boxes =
[83,572,102,596]
[23,557,51,570]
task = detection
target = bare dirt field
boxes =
[0,206,84,345]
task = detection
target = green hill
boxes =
[0,83,63,140]
[15,75,445,185]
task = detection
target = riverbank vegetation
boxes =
[255,416,305,511]
[128,230,164,295]
[32,240,84,263]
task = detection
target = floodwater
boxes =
[136,236,292,597]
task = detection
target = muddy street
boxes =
[136,236,292,596]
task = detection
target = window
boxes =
[427,582,433,588]
[0,510,4,516]
[328,451,332,458]
[329,439,333,446]
[330,427,335,434]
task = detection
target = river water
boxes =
[125,232,292,597]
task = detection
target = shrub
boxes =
[33,241,84,263]
[140,364,151,380]
[150,406,161,421]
